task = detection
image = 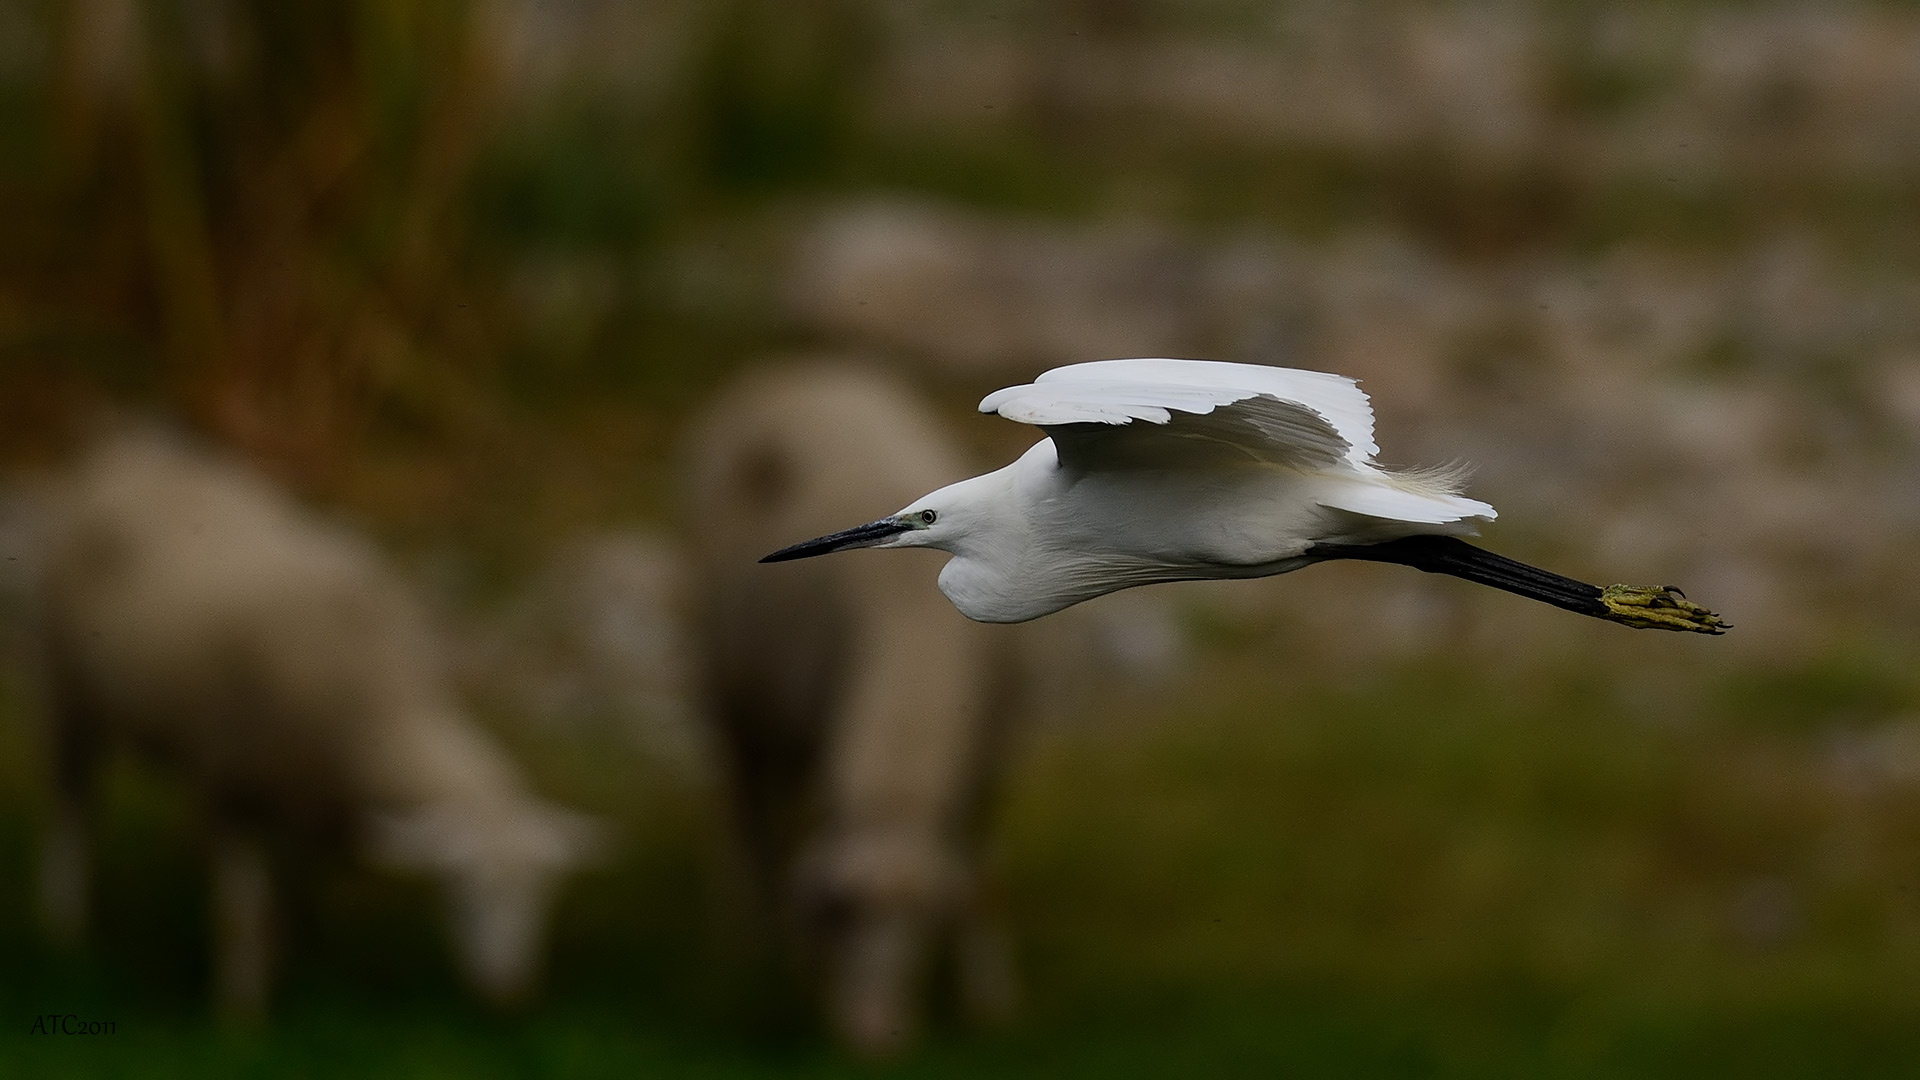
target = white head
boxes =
[758,470,1010,565]
[760,441,1162,623]
[370,799,609,1006]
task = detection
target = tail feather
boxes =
[1315,478,1497,526]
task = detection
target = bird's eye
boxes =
[919,509,938,526]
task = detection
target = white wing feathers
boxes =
[979,358,1495,526]
[986,357,1380,462]
[983,380,1352,469]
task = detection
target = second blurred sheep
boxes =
[683,363,1021,1057]
[33,430,606,1017]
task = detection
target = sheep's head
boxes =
[369,799,609,1006]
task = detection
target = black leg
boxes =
[1309,536,1727,634]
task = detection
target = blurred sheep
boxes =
[682,363,1021,1058]
[32,429,605,1017]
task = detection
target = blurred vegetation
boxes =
[8,641,1920,1076]
[3,0,1920,1075]
[8,0,1914,487]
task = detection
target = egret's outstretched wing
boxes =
[983,377,1354,471]
[980,358,1376,472]
[981,358,1496,525]
[984,358,1379,461]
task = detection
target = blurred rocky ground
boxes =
[780,2,1917,665]
[784,198,1920,660]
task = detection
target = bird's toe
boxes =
[1598,584,1729,635]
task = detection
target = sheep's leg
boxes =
[827,910,926,1060]
[37,691,98,943]
[38,797,91,943]
[211,829,274,1021]
[952,882,1018,1028]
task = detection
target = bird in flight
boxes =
[761,358,1727,634]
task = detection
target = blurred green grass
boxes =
[6,639,1920,1077]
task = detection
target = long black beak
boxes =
[760,517,913,563]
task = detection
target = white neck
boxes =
[930,442,1086,623]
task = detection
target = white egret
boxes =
[761,358,1726,635]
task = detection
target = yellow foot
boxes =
[1599,584,1729,634]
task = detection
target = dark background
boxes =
[3,1,1920,1075]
